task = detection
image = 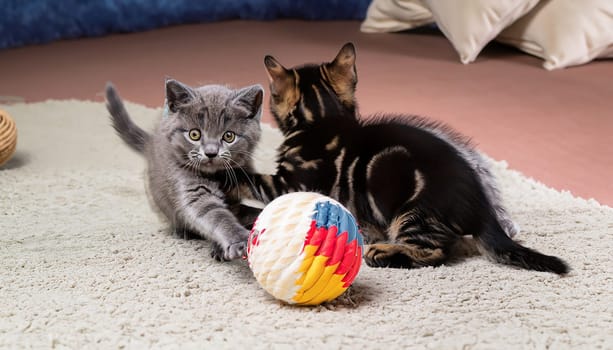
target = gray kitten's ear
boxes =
[165,79,195,113]
[233,84,264,120]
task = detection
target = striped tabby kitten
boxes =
[248,43,568,274]
[106,80,263,261]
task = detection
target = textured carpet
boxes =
[1,100,611,349]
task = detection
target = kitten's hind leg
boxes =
[364,214,454,269]
[364,242,447,268]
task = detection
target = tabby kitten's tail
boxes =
[478,217,569,274]
[105,83,150,153]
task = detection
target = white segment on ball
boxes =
[250,192,327,303]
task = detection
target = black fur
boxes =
[247,43,569,275]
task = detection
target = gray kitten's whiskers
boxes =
[223,155,263,202]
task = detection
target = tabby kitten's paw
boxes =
[364,244,414,268]
[364,243,446,269]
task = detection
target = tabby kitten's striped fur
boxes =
[106,80,263,261]
[249,43,568,274]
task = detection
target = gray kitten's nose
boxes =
[203,144,219,158]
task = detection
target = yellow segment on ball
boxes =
[294,262,344,305]
[298,255,328,293]
[305,274,348,305]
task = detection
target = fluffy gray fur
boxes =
[105,79,264,261]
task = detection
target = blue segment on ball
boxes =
[312,200,363,246]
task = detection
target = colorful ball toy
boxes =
[0,109,17,167]
[247,192,363,305]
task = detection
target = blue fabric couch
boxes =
[0,0,371,49]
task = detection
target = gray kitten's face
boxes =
[161,80,263,174]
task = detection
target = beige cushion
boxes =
[360,0,433,33]
[360,0,540,64]
[498,0,613,70]
[422,0,540,64]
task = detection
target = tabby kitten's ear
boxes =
[233,84,264,120]
[264,56,297,100]
[264,55,299,119]
[165,79,195,113]
[329,42,357,82]
[326,42,357,109]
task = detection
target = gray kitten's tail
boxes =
[105,83,150,153]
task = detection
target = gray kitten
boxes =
[105,79,264,261]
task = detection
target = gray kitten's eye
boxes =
[188,129,201,141]
[222,131,236,143]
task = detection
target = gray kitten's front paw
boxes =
[209,226,250,262]
[210,242,226,262]
[209,240,247,261]
[224,241,247,260]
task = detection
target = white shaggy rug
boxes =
[1,100,611,349]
